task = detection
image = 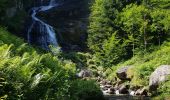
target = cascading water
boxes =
[27,0,58,49]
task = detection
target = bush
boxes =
[0,28,76,99]
[69,80,104,100]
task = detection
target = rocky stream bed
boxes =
[77,65,170,100]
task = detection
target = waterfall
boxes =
[27,0,58,49]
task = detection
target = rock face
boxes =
[37,0,91,50]
[116,66,131,80]
[149,65,170,91]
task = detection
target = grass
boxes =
[105,41,170,98]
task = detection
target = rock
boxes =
[105,85,112,88]
[116,66,132,80]
[149,65,170,91]
[135,89,141,95]
[129,90,135,96]
[99,80,107,85]
[119,85,129,94]
[102,90,109,95]
[140,87,148,96]
[97,77,102,82]
[135,87,148,96]
[76,69,92,78]
[115,90,120,95]
[38,0,91,50]
[100,86,108,91]
[108,87,115,94]
[106,88,114,94]
[114,81,124,90]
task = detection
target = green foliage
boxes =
[0,28,77,99]
[99,33,127,66]
[88,0,170,67]
[106,41,170,91]
[69,80,104,100]
[153,76,170,99]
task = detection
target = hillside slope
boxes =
[0,27,76,99]
[105,41,170,98]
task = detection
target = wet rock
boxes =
[140,87,148,96]
[135,89,141,95]
[149,65,170,91]
[108,87,115,94]
[135,87,148,96]
[116,66,132,80]
[99,80,107,85]
[105,85,112,88]
[38,0,91,50]
[119,85,129,94]
[115,90,120,95]
[100,86,108,91]
[106,88,114,94]
[114,81,124,90]
[129,90,135,96]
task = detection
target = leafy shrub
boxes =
[69,80,105,100]
[0,28,76,99]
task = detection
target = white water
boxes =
[28,0,58,49]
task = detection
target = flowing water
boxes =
[105,95,150,100]
[27,0,58,49]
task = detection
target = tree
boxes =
[88,0,117,53]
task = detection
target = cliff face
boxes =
[0,0,27,33]
[1,0,91,50]
[37,0,91,50]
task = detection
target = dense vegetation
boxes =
[0,28,103,99]
[1,0,170,99]
[88,0,170,99]
[88,0,170,67]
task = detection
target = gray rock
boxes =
[106,87,115,94]
[135,87,148,96]
[76,69,92,78]
[119,85,129,94]
[116,66,132,80]
[149,65,170,91]
[38,0,91,49]
[135,89,141,95]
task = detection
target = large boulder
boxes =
[149,65,170,91]
[116,66,132,80]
